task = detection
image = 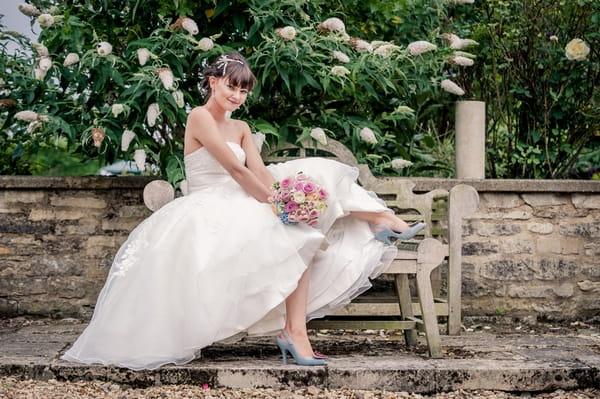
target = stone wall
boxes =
[1,176,599,321]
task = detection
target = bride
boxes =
[61,52,425,370]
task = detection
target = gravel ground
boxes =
[0,377,599,399]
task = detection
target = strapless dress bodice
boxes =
[184,142,246,192]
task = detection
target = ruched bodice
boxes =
[184,142,246,192]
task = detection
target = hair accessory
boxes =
[215,55,244,75]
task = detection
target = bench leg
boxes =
[395,274,418,347]
[416,267,442,358]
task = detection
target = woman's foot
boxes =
[277,330,326,366]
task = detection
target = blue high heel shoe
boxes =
[373,222,426,245]
[276,331,327,366]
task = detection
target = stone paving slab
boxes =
[1,321,599,394]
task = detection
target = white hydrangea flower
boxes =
[310,128,328,145]
[447,55,474,66]
[317,17,346,34]
[565,38,590,61]
[350,38,373,52]
[91,127,105,147]
[121,129,135,151]
[37,13,54,28]
[549,35,559,42]
[111,104,124,117]
[134,149,146,172]
[27,121,42,133]
[18,3,41,17]
[453,51,476,59]
[34,68,47,80]
[146,103,161,127]
[172,90,185,108]
[332,50,350,63]
[440,79,465,95]
[391,158,413,169]
[196,37,214,51]
[137,48,151,65]
[96,41,113,56]
[15,110,42,122]
[38,56,52,71]
[181,17,199,35]
[331,65,350,76]
[374,44,400,58]
[32,43,49,57]
[156,67,174,90]
[63,53,79,66]
[407,40,437,55]
[359,127,377,144]
[48,6,59,15]
[370,41,388,49]
[277,26,297,40]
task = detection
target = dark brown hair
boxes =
[201,52,256,99]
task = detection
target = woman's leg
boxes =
[350,210,410,233]
[283,264,315,358]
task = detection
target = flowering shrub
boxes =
[0,0,476,180]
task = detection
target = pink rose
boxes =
[318,189,328,200]
[285,200,298,212]
[302,182,316,193]
[294,182,304,191]
[281,191,291,202]
[296,173,308,181]
[309,209,319,218]
[307,219,319,226]
[281,178,293,189]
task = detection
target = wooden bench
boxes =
[261,138,479,357]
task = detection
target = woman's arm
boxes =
[185,107,272,203]
[240,125,275,188]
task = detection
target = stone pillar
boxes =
[455,101,486,179]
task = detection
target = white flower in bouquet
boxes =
[331,65,350,76]
[38,56,52,71]
[391,158,413,169]
[33,43,49,57]
[407,40,437,55]
[121,129,135,151]
[96,41,113,56]
[359,127,377,144]
[181,17,199,35]
[172,90,185,108]
[276,26,297,40]
[34,68,47,80]
[310,128,328,145]
[18,3,41,17]
[134,149,146,172]
[317,17,346,34]
[37,13,54,28]
[565,38,590,61]
[447,55,474,66]
[196,37,214,51]
[91,127,105,147]
[111,104,125,117]
[374,44,400,58]
[137,48,151,65]
[15,110,46,122]
[440,79,465,95]
[350,38,373,52]
[63,53,79,66]
[155,67,175,90]
[332,50,350,63]
[146,103,161,127]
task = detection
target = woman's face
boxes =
[209,77,249,111]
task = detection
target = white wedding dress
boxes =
[62,142,397,370]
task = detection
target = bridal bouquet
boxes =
[268,172,329,227]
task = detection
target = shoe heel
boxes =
[276,337,289,365]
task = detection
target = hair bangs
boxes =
[226,62,256,92]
